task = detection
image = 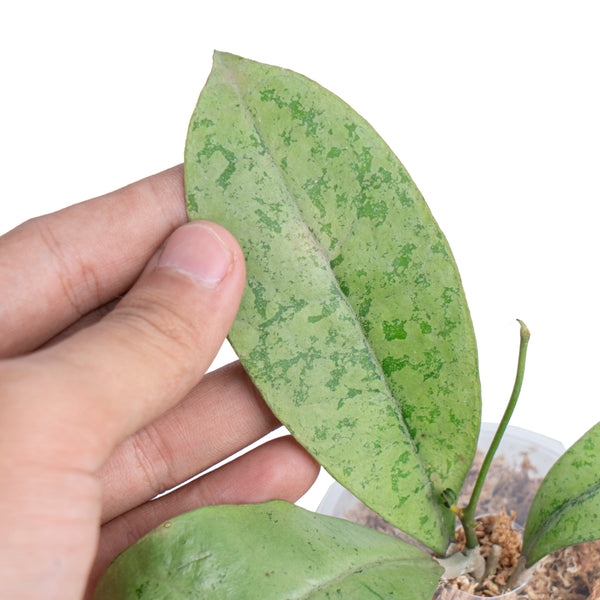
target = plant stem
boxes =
[460,320,531,549]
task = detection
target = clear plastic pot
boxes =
[317,423,565,599]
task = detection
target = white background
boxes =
[1,1,599,510]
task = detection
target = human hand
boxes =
[0,165,319,599]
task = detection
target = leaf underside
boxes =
[523,422,600,566]
[185,52,481,553]
[93,502,442,600]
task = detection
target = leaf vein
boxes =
[224,63,432,500]
[526,479,600,555]
[286,556,433,600]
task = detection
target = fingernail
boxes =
[157,223,233,288]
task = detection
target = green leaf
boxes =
[94,502,442,599]
[523,422,600,566]
[185,52,481,553]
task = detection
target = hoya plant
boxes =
[94,53,600,599]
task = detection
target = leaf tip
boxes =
[212,50,243,70]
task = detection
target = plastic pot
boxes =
[317,423,565,599]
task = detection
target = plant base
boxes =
[317,424,576,599]
[437,511,525,598]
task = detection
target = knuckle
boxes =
[120,509,153,549]
[34,217,103,316]
[113,291,200,364]
[130,423,175,497]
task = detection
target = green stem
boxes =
[460,320,531,549]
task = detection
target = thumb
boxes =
[0,221,246,470]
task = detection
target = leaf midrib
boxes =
[286,555,435,600]
[525,478,600,556]
[156,552,435,600]
[222,57,437,514]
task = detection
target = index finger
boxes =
[0,165,186,358]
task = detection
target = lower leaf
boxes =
[94,501,442,599]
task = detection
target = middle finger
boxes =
[98,361,280,522]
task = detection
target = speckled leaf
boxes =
[523,422,600,566]
[94,502,442,600]
[185,52,481,553]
